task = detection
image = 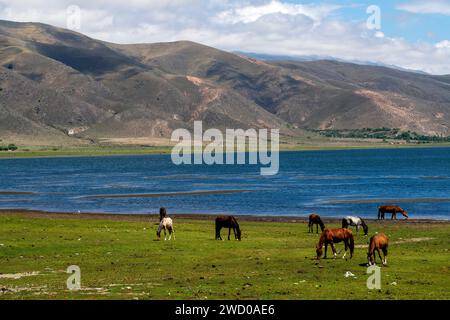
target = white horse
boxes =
[157,217,175,240]
[342,216,368,236]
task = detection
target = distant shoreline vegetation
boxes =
[0,143,18,151]
[312,128,450,143]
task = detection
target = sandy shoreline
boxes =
[0,208,448,224]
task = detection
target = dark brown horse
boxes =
[215,216,241,240]
[316,228,354,259]
[159,207,167,221]
[378,205,408,220]
[308,213,325,234]
[367,233,389,265]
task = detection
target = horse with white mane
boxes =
[157,217,175,240]
[342,216,368,236]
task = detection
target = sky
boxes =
[0,0,449,74]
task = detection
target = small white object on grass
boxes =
[344,271,356,278]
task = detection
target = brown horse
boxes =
[316,228,354,259]
[159,207,167,221]
[215,216,241,240]
[367,233,389,265]
[378,205,408,220]
[308,213,325,234]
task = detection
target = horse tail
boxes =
[378,206,383,219]
[348,232,354,258]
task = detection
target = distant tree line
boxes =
[312,128,450,143]
[0,143,18,151]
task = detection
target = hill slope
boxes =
[0,20,449,145]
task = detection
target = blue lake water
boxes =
[1,148,450,219]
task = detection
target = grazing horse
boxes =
[316,228,354,260]
[159,207,167,221]
[342,216,368,236]
[308,213,325,234]
[215,216,241,240]
[378,205,408,220]
[367,233,389,266]
[157,217,175,240]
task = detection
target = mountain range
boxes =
[1,20,449,146]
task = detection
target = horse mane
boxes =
[318,217,325,230]
[368,235,376,255]
[231,216,241,234]
[317,230,327,249]
[358,217,367,226]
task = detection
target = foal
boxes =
[308,213,325,234]
[316,228,354,259]
[215,216,241,240]
[157,217,175,240]
[367,233,389,266]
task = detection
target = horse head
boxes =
[360,218,369,236]
[401,210,409,219]
[319,220,326,231]
[367,252,374,265]
[316,245,323,259]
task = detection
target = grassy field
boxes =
[1,141,450,159]
[0,212,448,300]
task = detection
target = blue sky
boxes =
[313,0,450,43]
[0,0,449,74]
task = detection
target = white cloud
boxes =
[375,31,385,38]
[397,0,450,16]
[215,1,340,25]
[0,0,449,74]
[436,40,450,48]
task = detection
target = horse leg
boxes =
[324,243,328,259]
[216,225,222,240]
[233,227,237,240]
[382,248,388,265]
[342,240,348,259]
[308,222,311,233]
[164,228,167,241]
[377,249,383,265]
[316,223,319,234]
[228,227,231,240]
[330,243,337,259]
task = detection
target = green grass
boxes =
[0,213,448,300]
[1,142,450,159]
[0,146,173,159]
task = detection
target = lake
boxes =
[1,148,450,219]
